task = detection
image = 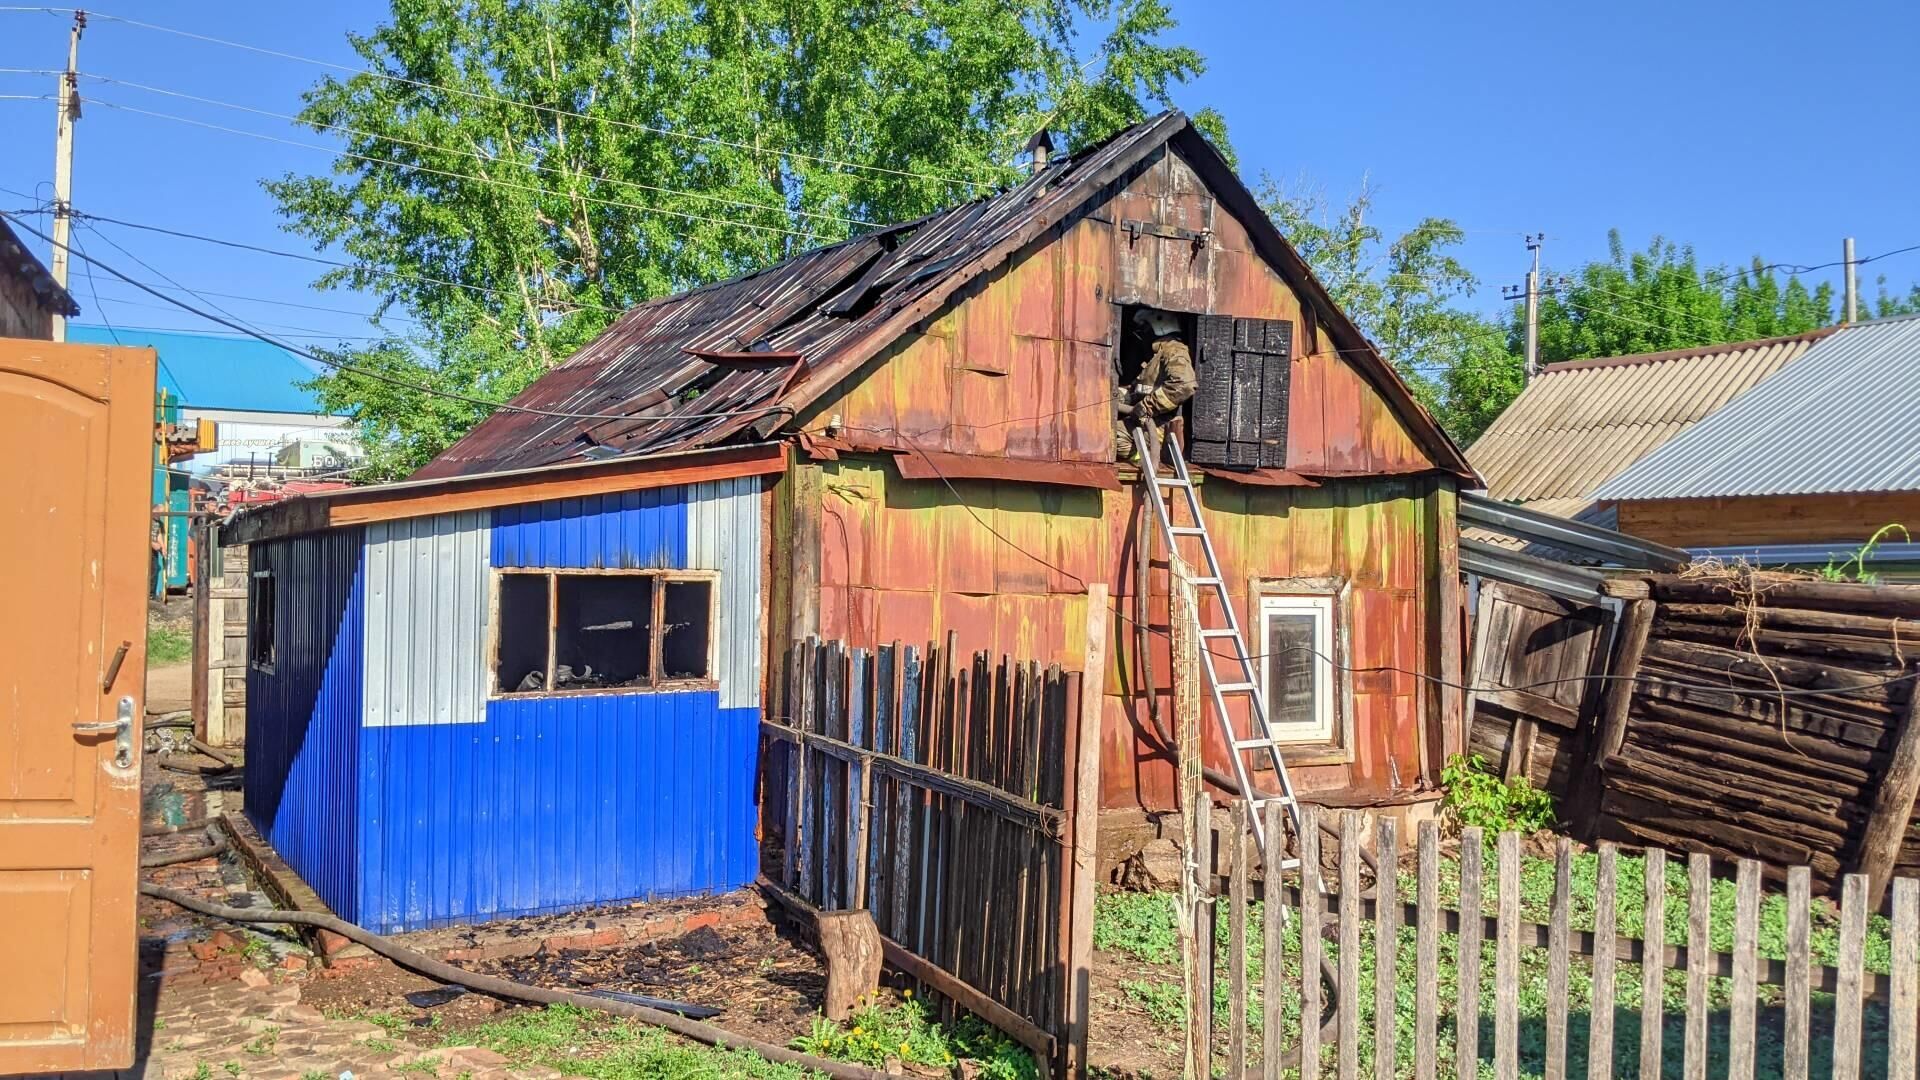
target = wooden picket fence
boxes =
[1197,801,1920,1080]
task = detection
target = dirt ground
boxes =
[303,910,832,1049]
[148,659,192,716]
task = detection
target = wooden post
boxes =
[817,909,883,1021]
[1581,597,1656,833]
[1064,585,1107,1079]
[1171,556,1209,1079]
[1426,481,1465,780]
[191,521,210,742]
[1855,680,1920,909]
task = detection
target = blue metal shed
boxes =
[241,469,767,933]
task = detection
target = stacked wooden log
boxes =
[1597,572,1920,896]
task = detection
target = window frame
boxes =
[1250,575,1354,762]
[487,567,719,699]
[248,568,276,674]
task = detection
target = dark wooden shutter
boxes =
[1190,315,1292,468]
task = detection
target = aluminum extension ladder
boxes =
[1135,420,1308,867]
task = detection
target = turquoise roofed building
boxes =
[64,326,360,592]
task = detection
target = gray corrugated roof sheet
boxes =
[1594,314,1920,500]
[1466,329,1831,503]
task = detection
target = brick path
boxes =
[122,771,559,1080]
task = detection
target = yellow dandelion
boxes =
[852,1026,864,1036]
[899,1042,911,1056]
[902,989,913,999]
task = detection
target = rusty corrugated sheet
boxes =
[1468,329,1833,504]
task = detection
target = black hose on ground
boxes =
[139,883,891,1080]
[141,827,228,868]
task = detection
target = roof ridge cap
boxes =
[1537,325,1838,375]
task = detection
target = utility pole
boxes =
[49,10,85,342]
[1502,233,1547,382]
[1843,237,1859,324]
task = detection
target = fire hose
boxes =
[140,882,892,1080]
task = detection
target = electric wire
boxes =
[1,5,992,190]
[78,71,878,231]
[85,97,832,242]
[1,210,800,426]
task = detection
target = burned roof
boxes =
[0,217,79,318]
[417,112,1472,481]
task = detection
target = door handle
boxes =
[72,697,136,768]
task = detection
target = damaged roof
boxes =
[417,112,1472,481]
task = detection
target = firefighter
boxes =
[1113,308,1197,460]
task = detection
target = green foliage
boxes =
[1530,232,1837,367]
[1818,523,1910,585]
[1258,178,1510,441]
[464,1004,812,1079]
[1090,889,1180,964]
[789,996,1034,1080]
[1440,753,1557,834]
[148,624,191,665]
[272,0,1222,477]
[1120,977,1186,1028]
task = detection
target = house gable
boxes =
[806,139,1451,477]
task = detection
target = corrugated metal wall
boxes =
[243,527,365,922]
[348,480,765,932]
[363,512,489,727]
[490,488,687,569]
[688,476,763,709]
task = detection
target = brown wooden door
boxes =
[0,339,153,1072]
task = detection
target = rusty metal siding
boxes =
[243,527,366,922]
[490,489,687,569]
[687,476,764,709]
[363,511,489,728]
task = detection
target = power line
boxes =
[73,209,630,318]
[79,71,878,231]
[8,6,993,189]
[85,97,831,242]
[2,209,800,426]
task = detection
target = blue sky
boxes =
[2,1,1915,349]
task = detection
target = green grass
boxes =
[1093,843,1899,1079]
[148,624,191,665]
[791,995,1035,1079]
[458,1005,815,1079]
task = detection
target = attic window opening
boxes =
[492,569,716,696]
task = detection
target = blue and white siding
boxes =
[245,478,766,934]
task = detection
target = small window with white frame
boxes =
[1258,593,1337,743]
[492,569,716,696]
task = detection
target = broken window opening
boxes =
[492,570,715,697]
[1115,304,1199,461]
[554,574,653,690]
[661,580,713,681]
[248,569,276,672]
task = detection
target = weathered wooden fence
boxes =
[1468,571,1920,904]
[759,629,1104,1076]
[1196,802,1920,1080]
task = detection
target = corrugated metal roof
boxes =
[1594,314,1920,500]
[416,111,1474,482]
[1467,329,1831,503]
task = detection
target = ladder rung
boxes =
[1214,681,1257,694]
[1189,576,1224,588]
[1232,737,1283,751]
[1200,628,1239,639]
[1169,526,1207,537]
[1248,795,1297,809]
[1154,475,1190,487]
